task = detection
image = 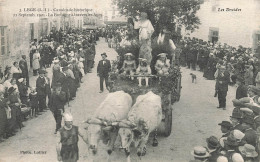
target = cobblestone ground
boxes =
[0,38,236,162]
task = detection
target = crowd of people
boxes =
[190,84,260,162]
[179,37,260,87]
[180,39,260,161]
[0,27,100,141]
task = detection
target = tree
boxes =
[113,0,203,37]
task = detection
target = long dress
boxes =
[244,65,254,86]
[72,64,80,88]
[67,69,76,98]
[134,19,154,65]
[0,98,7,137]
[8,94,21,132]
[33,52,41,70]
[51,64,61,89]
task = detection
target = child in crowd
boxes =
[29,87,38,117]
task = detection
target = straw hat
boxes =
[125,53,133,57]
[190,146,210,158]
[216,156,228,162]
[158,53,167,58]
[231,129,245,141]
[239,144,258,158]
[101,53,107,57]
[79,58,84,62]
[53,59,59,64]
[18,78,24,82]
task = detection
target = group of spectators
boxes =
[0,27,100,141]
[182,38,260,161]
[179,37,260,86]
[190,84,260,162]
[104,25,130,49]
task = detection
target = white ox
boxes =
[116,91,162,161]
[85,90,132,158]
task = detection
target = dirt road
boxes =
[0,38,236,162]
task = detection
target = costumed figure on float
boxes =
[155,53,170,76]
[136,58,151,87]
[134,12,154,65]
[121,53,136,80]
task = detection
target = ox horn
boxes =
[118,120,136,128]
[86,118,103,125]
[102,126,113,131]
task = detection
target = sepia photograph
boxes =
[0,0,260,161]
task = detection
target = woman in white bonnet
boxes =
[56,112,88,162]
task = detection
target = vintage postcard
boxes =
[0,0,260,161]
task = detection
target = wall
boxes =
[187,0,260,49]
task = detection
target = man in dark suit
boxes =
[97,53,111,93]
[215,65,230,110]
[36,69,47,112]
[235,77,248,99]
[49,83,66,134]
[19,55,29,86]
[58,66,70,102]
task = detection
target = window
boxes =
[209,27,219,44]
[257,34,260,41]
[0,26,8,56]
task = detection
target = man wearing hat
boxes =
[190,146,210,162]
[218,121,233,138]
[36,69,47,112]
[206,136,220,162]
[56,113,88,162]
[19,55,29,86]
[221,136,244,160]
[239,144,258,161]
[58,66,70,102]
[235,77,248,100]
[230,108,244,132]
[215,65,230,110]
[242,117,257,147]
[50,83,66,134]
[97,53,111,93]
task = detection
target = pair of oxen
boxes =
[84,90,162,161]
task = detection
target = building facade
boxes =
[0,0,85,67]
[186,0,260,51]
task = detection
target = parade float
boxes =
[107,17,182,137]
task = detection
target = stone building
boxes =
[186,0,260,53]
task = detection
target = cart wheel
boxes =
[176,75,182,102]
[164,94,172,137]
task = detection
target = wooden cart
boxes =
[108,66,182,137]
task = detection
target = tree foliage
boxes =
[113,0,203,36]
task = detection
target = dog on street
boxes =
[190,73,197,83]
